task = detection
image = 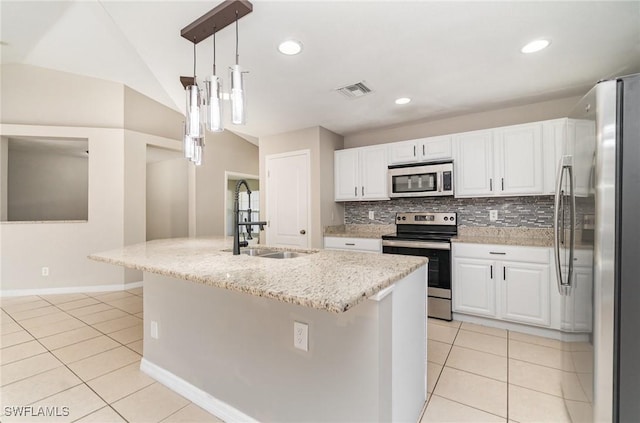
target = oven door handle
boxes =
[382,240,450,250]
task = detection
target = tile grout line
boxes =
[3,295,143,423]
[429,393,509,421]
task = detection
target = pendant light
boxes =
[230,10,247,125]
[204,28,224,132]
[180,0,253,166]
[183,40,205,165]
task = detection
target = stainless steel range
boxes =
[382,212,457,321]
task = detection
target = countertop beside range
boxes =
[89,236,426,313]
[325,224,556,247]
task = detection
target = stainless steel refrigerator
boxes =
[555,74,640,422]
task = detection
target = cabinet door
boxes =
[360,146,389,200]
[334,149,359,201]
[388,140,418,165]
[542,119,566,195]
[453,130,494,197]
[501,262,550,326]
[453,258,496,317]
[495,123,544,195]
[419,136,452,161]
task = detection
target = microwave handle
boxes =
[437,172,442,192]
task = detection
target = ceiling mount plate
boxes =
[181,0,253,44]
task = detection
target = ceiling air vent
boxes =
[335,81,373,99]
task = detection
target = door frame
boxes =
[223,171,259,237]
[265,149,311,248]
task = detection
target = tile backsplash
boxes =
[345,196,555,228]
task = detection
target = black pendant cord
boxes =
[235,10,239,65]
[193,37,197,82]
[212,27,217,75]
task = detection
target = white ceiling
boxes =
[2,1,639,141]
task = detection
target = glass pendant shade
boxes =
[230,64,246,125]
[183,122,194,160]
[204,76,224,132]
[185,85,204,138]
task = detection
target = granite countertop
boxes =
[324,224,395,239]
[451,227,554,247]
[89,237,427,314]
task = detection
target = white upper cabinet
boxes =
[455,122,543,197]
[495,123,543,195]
[542,119,566,195]
[334,145,388,202]
[453,129,494,196]
[334,148,359,201]
[388,136,452,165]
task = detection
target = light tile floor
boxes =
[1,289,222,423]
[420,319,593,423]
[2,292,591,422]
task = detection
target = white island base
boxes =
[140,266,427,422]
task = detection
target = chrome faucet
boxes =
[233,179,267,255]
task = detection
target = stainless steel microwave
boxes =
[388,162,454,198]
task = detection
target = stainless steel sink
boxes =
[237,249,311,259]
[258,251,307,259]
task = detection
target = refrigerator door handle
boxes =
[567,163,575,289]
[554,155,572,296]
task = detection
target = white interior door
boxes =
[266,150,310,248]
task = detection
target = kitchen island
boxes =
[90,237,428,422]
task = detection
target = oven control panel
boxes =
[395,212,457,225]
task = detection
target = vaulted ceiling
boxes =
[2,1,639,141]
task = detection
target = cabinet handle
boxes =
[489,251,506,255]
[501,177,505,191]
[362,186,364,196]
[490,178,493,191]
[503,267,506,281]
[490,265,493,279]
[345,243,356,246]
[413,145,417,157]
[422,144,425,156]
[354,186,357,196]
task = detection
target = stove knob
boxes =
[450,216,455,221]
[397,216,401,221]
[402,216,407,221]
[444,217,448,221]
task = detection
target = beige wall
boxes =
[319,127,345,230]
[0,125,126,291]
[0,64,124,128]
[344,95,582,148]
[124,87,183,140]
[0,64,185,292]
[6,142,89,221]
[259,126,344,248]
[194,130,259,237]
[147,158,189,241]
[1,137,9,221]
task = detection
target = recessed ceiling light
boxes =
[395,97,411,105]
[521,39,550,54]
[278,40,303,55]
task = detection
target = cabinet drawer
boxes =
[324,237,382,253]
[453,243,549,264]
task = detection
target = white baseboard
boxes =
[140,358,258,423]
[452,312,590,342]
[0,281,143,297]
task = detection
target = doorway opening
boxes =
[224,171,260,243]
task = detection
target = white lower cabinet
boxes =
[452,243,551,328]
[323,236,381,253]
[501,262,550,326]
[453,258,496,317]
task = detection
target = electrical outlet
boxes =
[41,267,49,277]
[293,321,308,351]
[489,210,498,221]
[151,321,159,339]
[368,210,375,220]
